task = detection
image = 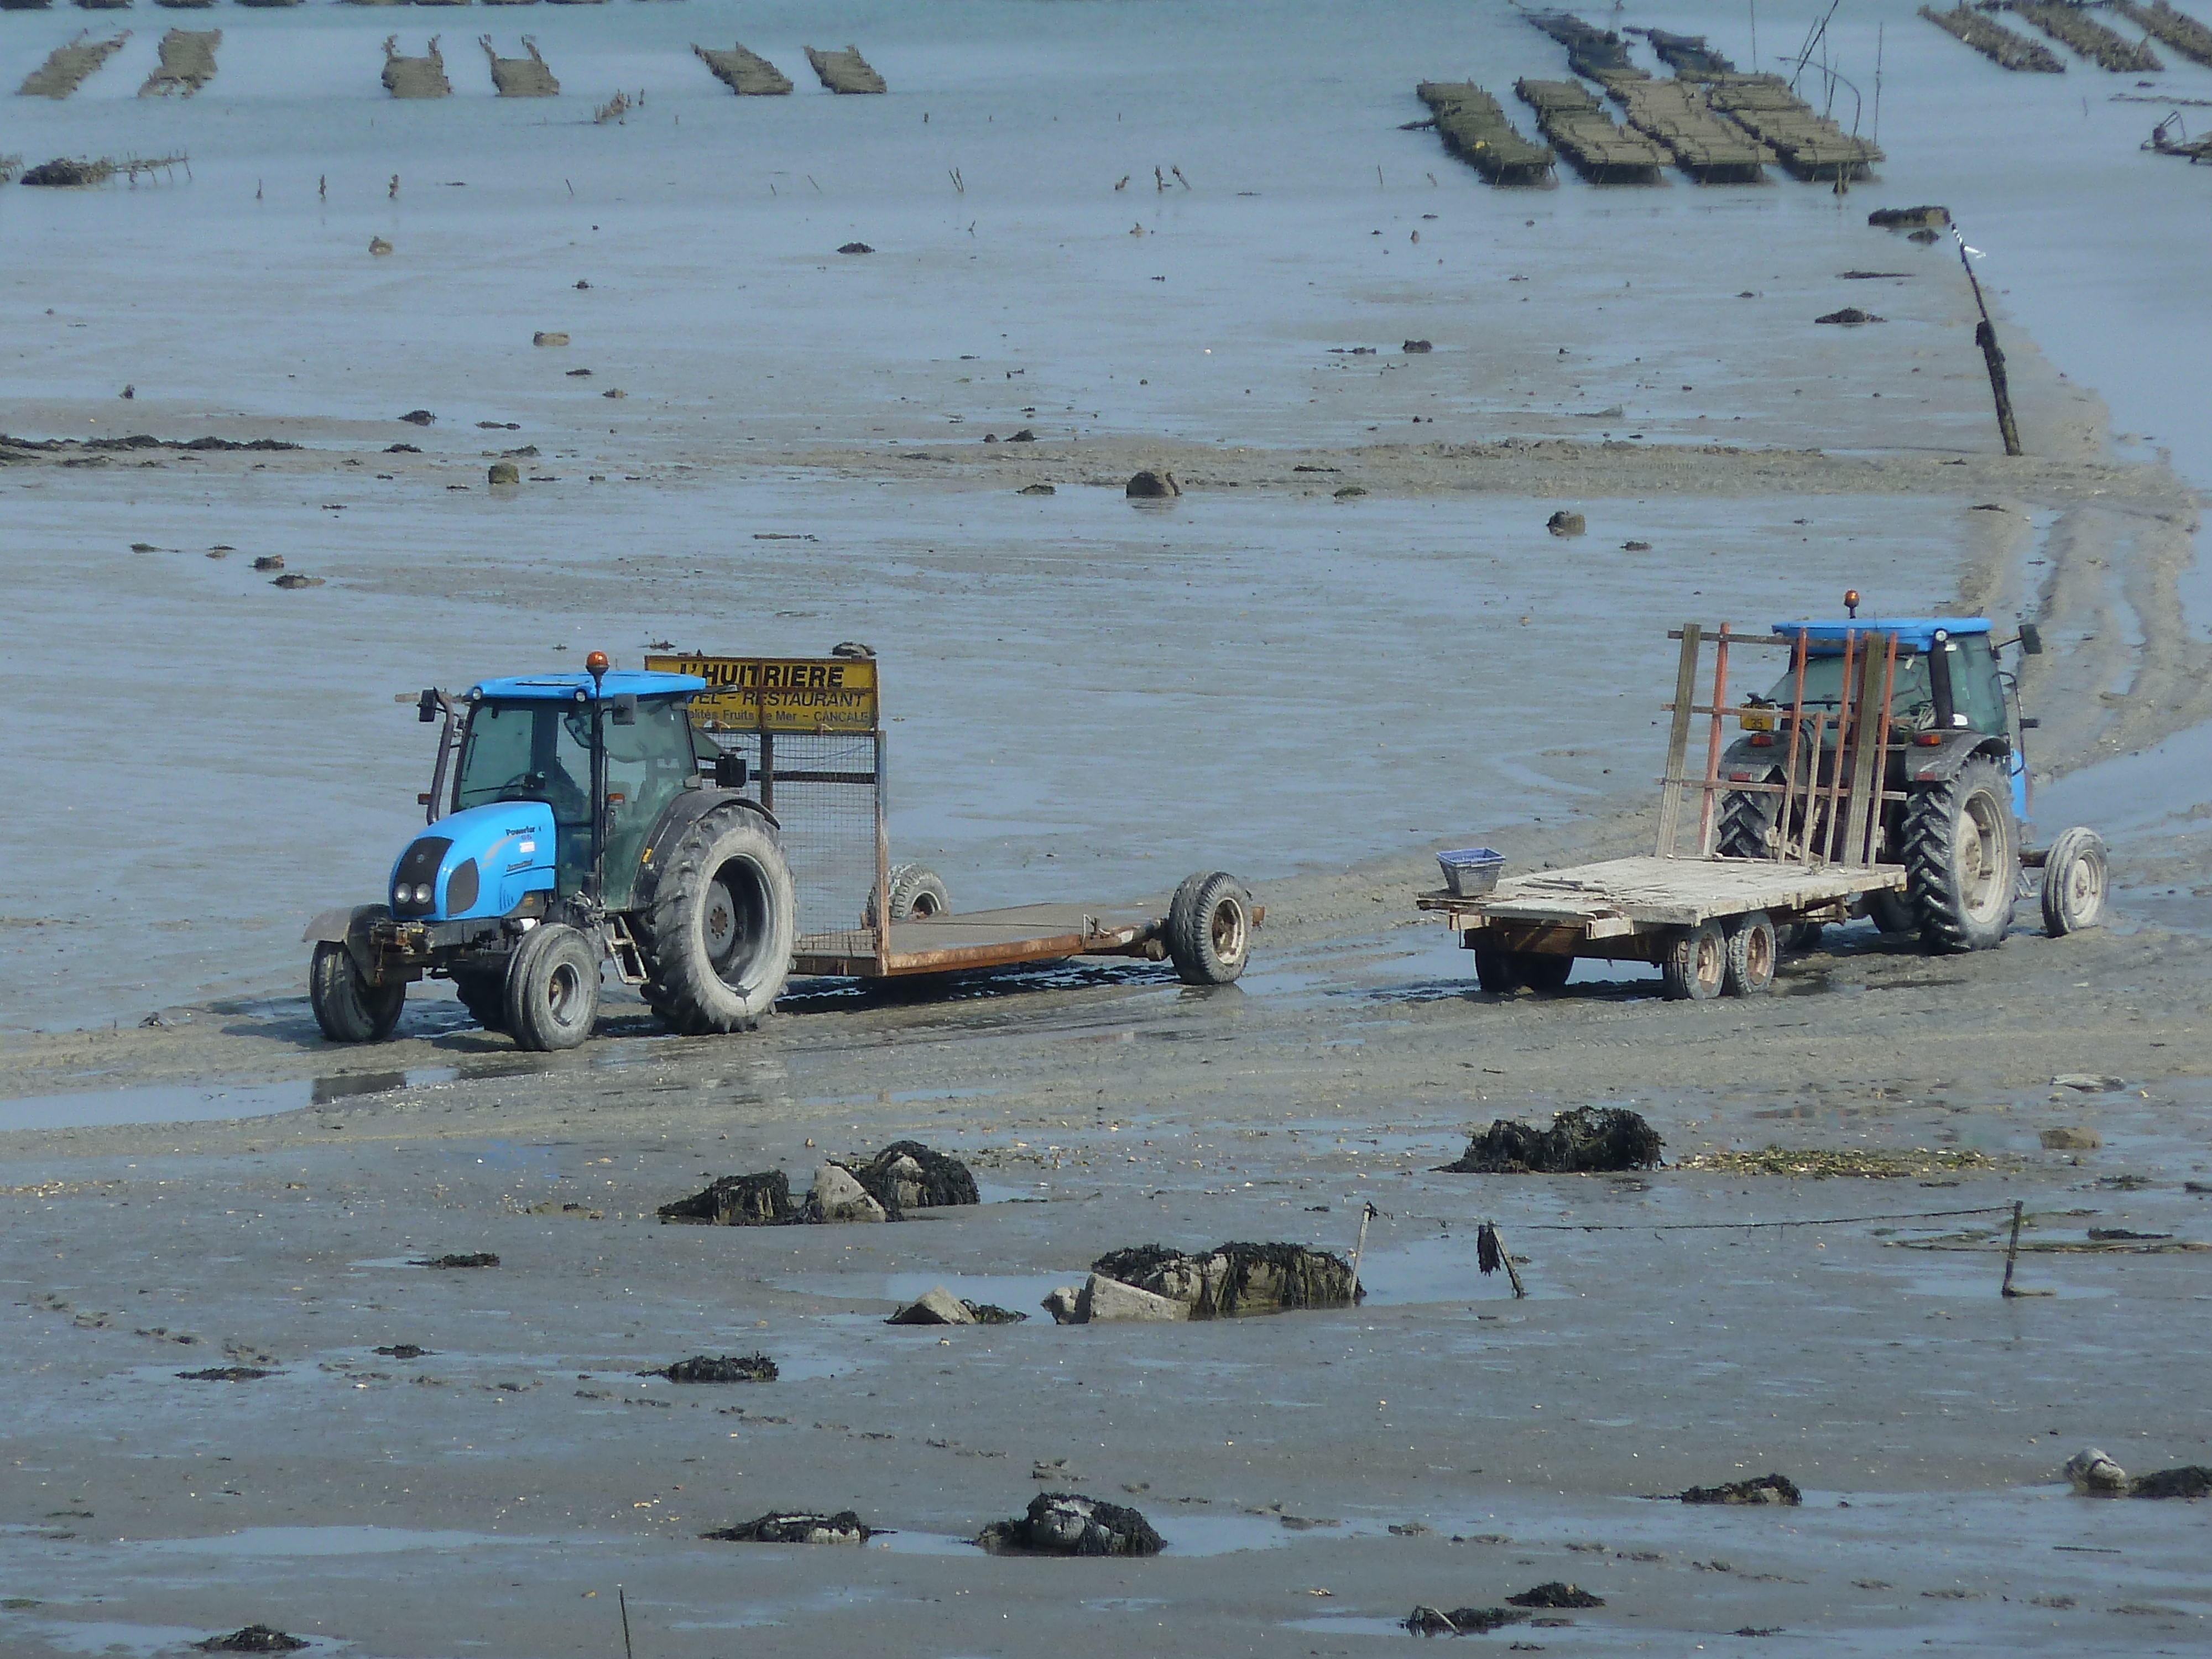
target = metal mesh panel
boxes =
[702,729,879,958]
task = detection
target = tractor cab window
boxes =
[598,697,699,908]
[1761,651,1937,735]
[452,700,596,891]
[1945,635,2007,738]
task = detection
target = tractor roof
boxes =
[468,670,706,702]
[1775,618,1990,654]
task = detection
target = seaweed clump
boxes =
[1090,1241,1360,1317]
[847,1140,978,1212]
[978,1492,1163,1556]
[413,1252,498,1269]
[1507,1582,1605,1608]
[195,1630,307,1655]
[1404,1605,1528,1635]
[702,1510,877,1543]
[658,1171,793,1226]
[1679,1473,1801,1506]
[1441,1106,1662,1174]
[2131,1465,2212,1499]
[655,1354,778,1384]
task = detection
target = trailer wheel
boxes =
[1518,952,1573,993]
[2041,826,2108,937]
[309,940,405,1043]
[1904,755,2017,953]
[862,863,950,928]
[640,807,797,1034]
[1662,920,1726,1000]
[1472,947,1521,994]
[450,967,507,1033]
[1724,911,1777,996]
[1166,870,1251,984]
[503,923,601,1052]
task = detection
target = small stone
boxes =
[2052,1074,2125,1092]
[532,331,570,347]
[270,573,311,590]
[488,461,521,485]
[1623,539,1652,551]
[838,242,874,254]
[603,388,627,400]
[1006,428,1036,442]
[886,1286,975,1326]
[1334,484,1367,499]
[1018,483,1056,495]
[1041,1285,1083,1324]
[368,237,393,257]
[1547,510,1586,536]
[252,555,284,571]
[1075,1273,1187,1323]
[398,409,435,426]
[195,1627,307,1654]
[810,1164,886,1223]
[1125,468,1180,498]
[2064,1447,2128,1495]
[1815,307,1884,326]
[1402,338,1433,353]
[2041,1126,2100,1150]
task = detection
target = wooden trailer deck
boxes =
[1417,855,1902,937]
[793,899,1262,979]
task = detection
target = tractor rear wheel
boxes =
[2041,826,2109,937]
[639,807,796,1034]
[450,967,508,1033]
[503,923,601,1052]
[1717,778,1778,859]
[1724,911,1777,995]
[310,940,405,1043]
[1904,756,2017,953]
[1166,870,1253,985]
[1662,920,1727,1000]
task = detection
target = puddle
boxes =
[0,1068,460,1133]
[0,1616,263,1659]
[139,1525,556,1557]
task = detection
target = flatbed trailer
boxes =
[792,897,1260,981]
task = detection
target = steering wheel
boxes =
[494,769,588,821]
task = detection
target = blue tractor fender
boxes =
[386,800,559,924]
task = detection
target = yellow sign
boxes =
[645,654,880,734]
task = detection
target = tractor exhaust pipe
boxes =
[586,650,609,905]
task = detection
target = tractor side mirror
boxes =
[2018,623,2043,656]
[713,752,749,790]
[610,693,638,726]
[416,689,441,723]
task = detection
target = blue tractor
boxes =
[304,652,796,1051]
[1717,606,2107,950]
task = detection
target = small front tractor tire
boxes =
[1724,911,1777,996]
[503,923,601,1052]
[862,863,950,928]
[2041,826,2109,937]
[640,807,797,1034]
[1166,870,1253,985]
[1903,755,2018,953]
[309,940,405,1044]
[450,967,508,1033]
[1662,920,1727,1000]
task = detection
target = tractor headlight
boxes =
[413,883,434,906]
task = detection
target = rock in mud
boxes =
[385,444,421,454]
[1125,468,1181,498]
[1546,509,1586,536]
[532,331,570,347]
[1507,1582,1605,1608]
[846,1140,978,1212]
[413,1252,499,1269]
[398,409,435,425]
[178,1367,273,1383]
[1334,484,1368,499]
[368,236,393,257]
[1441,1105,1662,1174]
[655,1353,778,1384]
[1018,483,1056,495]
[1404,1605,1528,1635]
[252,555,284,571]
[659,1170,794,1226]
[2041,1126,2101,1150]
[1679,1473,1801,1506]
[1867,205,1949,229]
[487,462,520,485]
[702,1510,878,1545]
[2064,1447,2129,1494]
[1073,1272,1189,1323]
[808,1163,888,1223]
[978,1491,1164,1556]
[1042,1285,1083,1323]
[1907,228,1941,244]
[887,1286,975,1326]
[195,1629,307,1654]
[374,1344,427,1359]
[1815,307,1884,325]
[2129,1465,2212,1499]
[1403,338,1434,352]
[837,241,874,254]
[1086,1241,1359,1317]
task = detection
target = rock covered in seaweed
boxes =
[1506,1582,1605,1608]
[702,1510,877,1544]
[846,1140,979,1211]
[1678,1472,1800,1505]
[978,1491,1163,1556]
[1440,1106,1662,1174]
[1087,1241,1360,1317]
[194,1630,306,1654]
[659,1142,975,1227]
[1404,1605,1528,1635]
[658,1170,794,1226]
[654,1354,777,1384]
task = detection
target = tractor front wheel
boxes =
[1904,756,2018,953]
[450,967,508,1033]
[640,807,797,1034]
[503,923,601,1052]
[309,940,405,1044]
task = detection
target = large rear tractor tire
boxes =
[1724,911,1777,996]
[503,923,602,1052]
[1662,920,1727,1000]
[1166,870,1253,985]
[1903,756,2018,953]
[640,807,797,1034]
[1717,778,1778,859]
[450,967,508,1033]
[862,863,950,928]
[309,939,405,1043]
[2041,826,2109,937]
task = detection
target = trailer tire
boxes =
[1662,920,1726,1000]
[1518,952,1573,993]
[503,924,601,1052]
[310,940,405,1043]
[1904,755,2017,953]
[1724,911,1777,996]
[862,863,949,928]
[450,968,508,1033]
[1472,946,1521,994]
[1166,870,1252,985]
[640,807,796,1034]
[2040,826,2108,937]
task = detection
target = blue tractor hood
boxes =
[387,801,556,925]
[1775,618,1990,654]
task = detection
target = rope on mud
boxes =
[1523,1203,2017,1232]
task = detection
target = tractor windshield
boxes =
[1760,651,1937,734]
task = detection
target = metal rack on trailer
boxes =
[645,649,1260,988]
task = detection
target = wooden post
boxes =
[873,728,891,966]
[2001,1198,2025,1297]
[1349,1202,1375,1299]
[1777,630,1811,863]
[1840,632,1887,865]
[618,1586,634,1659]
[1955,229,2023,457]
[1656,623,1702,858]
[1696,623,1732,857]
[1493,1223,1527,1298]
